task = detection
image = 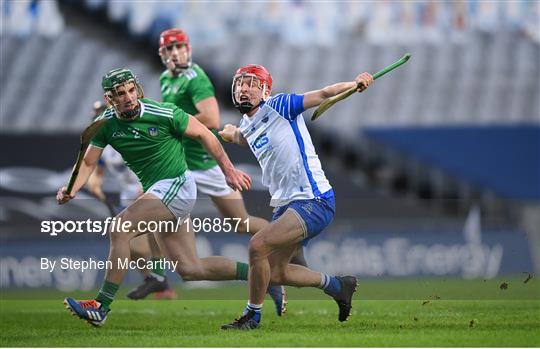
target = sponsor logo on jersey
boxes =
[148,127,159,137]
[251,133,269,150]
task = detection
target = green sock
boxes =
[95,280,119,311]
[235,262,249,280]
[151,257,166,278]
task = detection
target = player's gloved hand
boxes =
[355,72,373,92]
[219,124,240,144]
[224,168,251,192]
[56,186,75,205]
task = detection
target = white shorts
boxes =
[146,172,197,223]
[189,165,234,198]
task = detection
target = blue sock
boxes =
[243,302,262,323]
[319,273,342,296]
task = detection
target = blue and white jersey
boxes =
[238,93,332,207]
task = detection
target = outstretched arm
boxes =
[184,116,251,191]
[302,72,373,110]
[57,145,103,204]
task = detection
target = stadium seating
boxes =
[1,0,538,213]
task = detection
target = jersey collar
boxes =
[139,100,146,117]
[243,100,268,123]
[243,100,267,119]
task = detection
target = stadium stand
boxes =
[2,1,538,210]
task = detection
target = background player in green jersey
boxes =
[158,29,267,241]
[126,28,291,315]
[57,68,252,327]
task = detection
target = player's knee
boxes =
[248,237,269,260]
[109,212,136,241]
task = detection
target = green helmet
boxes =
[102,68,141,92]
[101,68,144,119]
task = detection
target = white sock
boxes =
[318,273,330,289]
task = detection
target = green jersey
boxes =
[90,98,190,192]
[160,64,217,170]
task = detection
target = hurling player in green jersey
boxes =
[57,68,253,327]
[85,102,177,300]
[158,29,269,237]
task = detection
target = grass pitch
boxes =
[1,277,539,347]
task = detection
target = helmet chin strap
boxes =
[115,103,141,120]
[237,102,255,114]
[167,53,192,76]
[237,99,266,114]
[119,107,140,120]
[171,63,190,75]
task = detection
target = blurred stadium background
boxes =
[1,0,539,298]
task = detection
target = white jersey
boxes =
[239,93,332,207]
[100,146,141,202]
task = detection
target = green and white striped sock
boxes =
[95,280,119,311]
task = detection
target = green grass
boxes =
[1,278,539,347]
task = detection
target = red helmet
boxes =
[231,64,273,113]
[159,28,192,75]
[234,64,273,91]
[159,28,189,48]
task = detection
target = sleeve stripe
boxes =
[146,109,173,117]
[146,104,173,114]
[95,109,114,121]
[146,110,173,118]
[145,106,174,118]
[146,105,173,115]
[267,93,304,121]
[268,94,293,120]
[287,95,292,118]
[145,104,174,115]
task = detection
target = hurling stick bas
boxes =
[66,119,108,195]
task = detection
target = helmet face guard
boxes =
[231,65,272,114]
[159,29,192,75]
[102,68,144,120]
[231,74,267,114]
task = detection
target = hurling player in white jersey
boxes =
[219,64,373,330]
